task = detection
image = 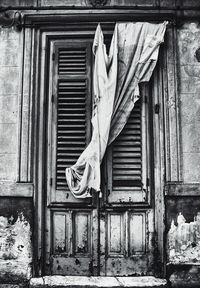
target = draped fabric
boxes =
[66,21,168,198]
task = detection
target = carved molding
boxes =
[0,11,22,30]
[88,0,108,7]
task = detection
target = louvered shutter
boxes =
[50,42,92,202]
[107,92,149,203]
[112,99,142,189]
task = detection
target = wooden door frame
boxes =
[28,13,180,277]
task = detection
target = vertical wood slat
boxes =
[18,27,33,182]
[165,26,181,182]
[152,52,166,276]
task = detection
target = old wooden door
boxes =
[45,36,155,276]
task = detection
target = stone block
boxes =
[178,78,197,94]
[169,266,200,288]
[0,153,17,180]
[180,93,200,125]
[182,122,200,153]
[0,285,20,288]
[109,0,155,6]
[159,0,176,7]
[0,124,18,154]
[0,67,19,96]
[0,95,18,124]
[0,28,19,41]
[182,152,200,182]
[116,276,167,287]
[177,23,200,66]
[181,0,200,7]
[0,39,20,66]
[30,276,168,288]
[41,0,87,6]
[0,0,37,6]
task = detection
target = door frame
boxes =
[29,13,179,278]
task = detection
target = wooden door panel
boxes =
[45,37,156,277]
[106,89,150,205]
[100,210,154,276]
[51,209,97,276]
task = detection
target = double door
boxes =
[44,38,155,276]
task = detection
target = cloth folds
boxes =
[66,21,168,198]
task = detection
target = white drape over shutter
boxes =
[66,21,168,198]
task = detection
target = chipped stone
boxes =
[168,212,200,264]
[0,213,32,281]
[30,276,168,288]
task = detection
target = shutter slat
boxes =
[58,48,87,75]
[113,147,141,152]
[112,99,142,189]
[113,164,141,169]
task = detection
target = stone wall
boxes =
[177,22,200,182]
[0,0,200,286]
[0,198,32,284]
[0,27,32,284]
[166,21,200,287]
[0,28,21,181]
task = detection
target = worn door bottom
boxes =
[30,276,168,288]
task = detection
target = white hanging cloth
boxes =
[66,21,168,198]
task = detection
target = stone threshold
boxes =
[30,276,168,288]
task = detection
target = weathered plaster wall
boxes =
[0,27,21,181]
[166,199,200,286]
[0,198,32,283]
[177,22,200,182]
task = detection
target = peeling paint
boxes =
[168,212,200,264]
[0,213,32,281]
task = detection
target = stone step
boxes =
[29,276,168,288]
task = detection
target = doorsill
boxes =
[30,276,168,288]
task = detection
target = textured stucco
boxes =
[177,22,200,182]
[0,28,20,181]
[168,212,200,264]
[0,213,32,283]
[0,199,32,284]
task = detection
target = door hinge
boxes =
[155,103,160,114]
[52,52,55,61]
[147,178,150,187]
[51,94,54,103]
[50,178,53,186]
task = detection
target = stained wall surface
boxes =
[177,22,200,183]
[0,0,200,286]
[0,28,21,181]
